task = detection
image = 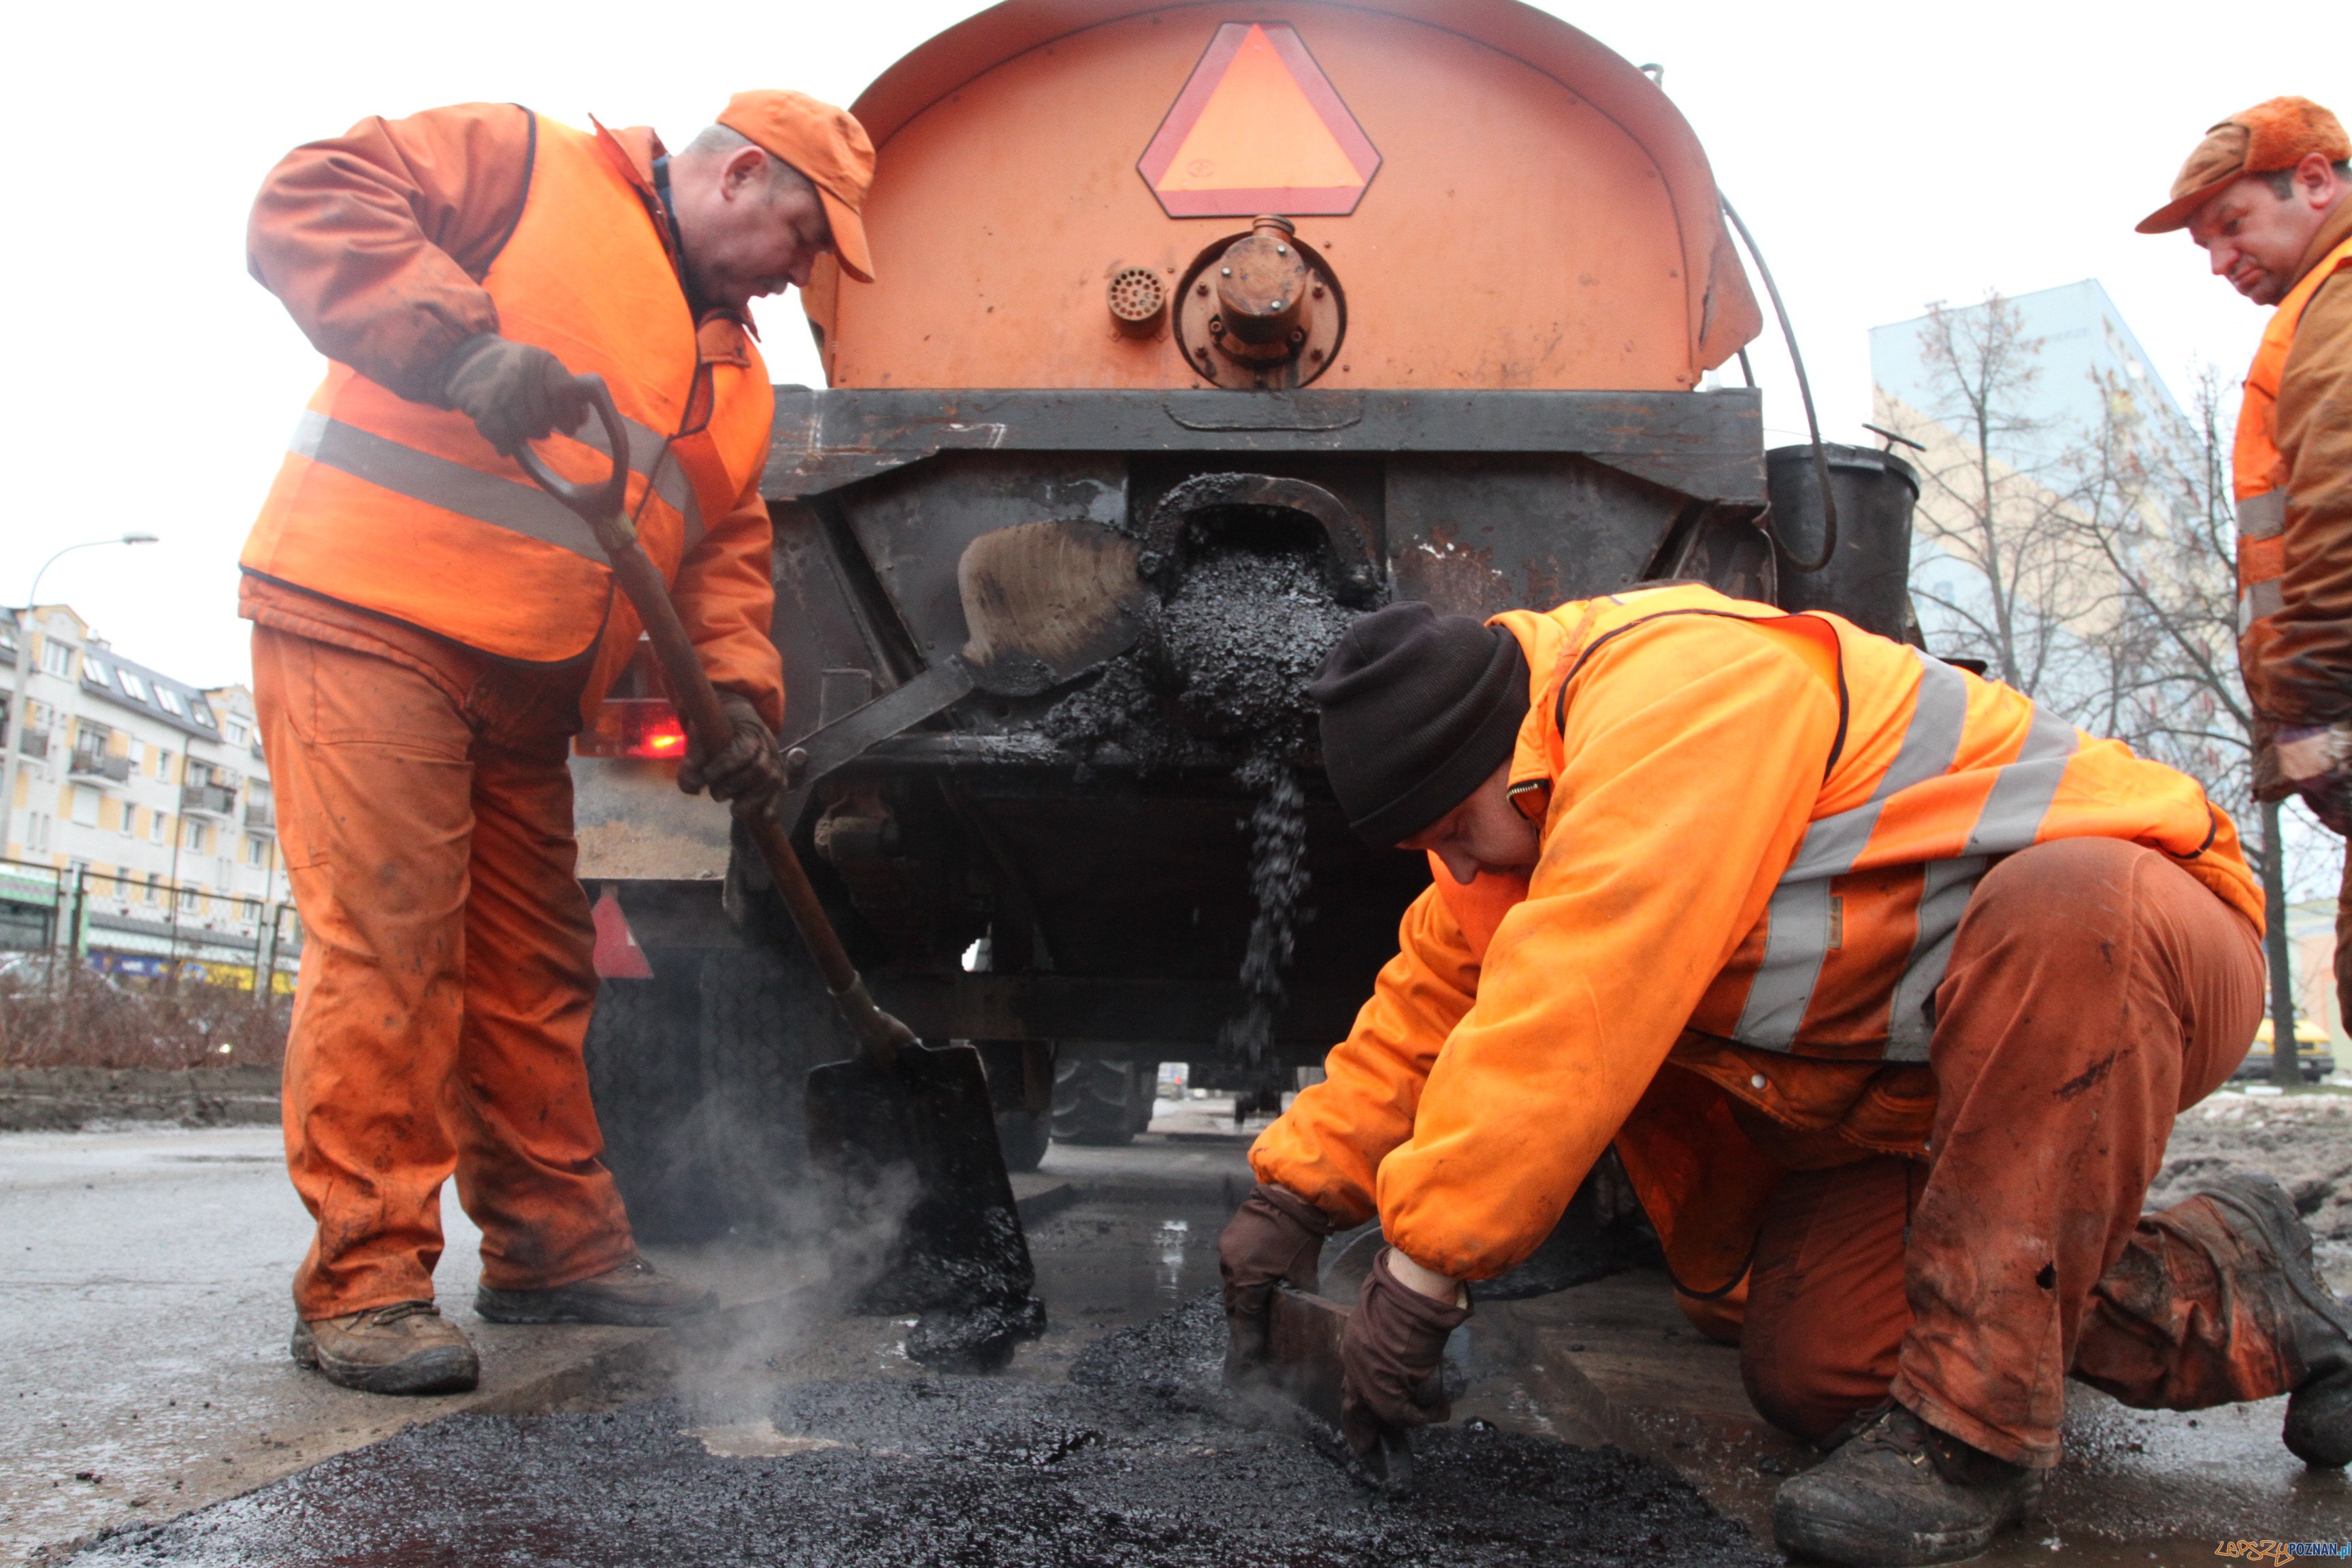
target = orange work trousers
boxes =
[1733,837,2270,1467]
[254,625,634,1321]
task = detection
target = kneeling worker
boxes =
[242,91,875,1394]
[1220,585,2352,1567]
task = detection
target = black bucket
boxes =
[1765,443,1921,641]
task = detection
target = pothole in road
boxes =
[77,1296,1771,1567]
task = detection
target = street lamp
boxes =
[0,534,163,864]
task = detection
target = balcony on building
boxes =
[182,782,237,816]
[244,795,274,831]
[69,733,131,784]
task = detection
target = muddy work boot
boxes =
[2198,1173,2352,1468]
[1772,1402,2038,1566]
[291,1301,479,1396]
[474,1255,717,1326]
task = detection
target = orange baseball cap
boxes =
[2137,96,2350,233]
[717,88,877,282]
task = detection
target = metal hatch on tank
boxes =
[572,0,1920,1262]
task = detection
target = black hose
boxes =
[1720,197,1838,574]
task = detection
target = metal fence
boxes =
[0,855,301,996]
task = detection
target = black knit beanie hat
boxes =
[1307,602,1529,846]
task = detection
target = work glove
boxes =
[1339,1247,1470,1457]
[438,333,598,458]
[1218,1181,1337,1382]
[2274,721,2352,836]
[678,689,784,813]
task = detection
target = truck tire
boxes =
[583,956,715,1244]
[996,1109,1051,1172]
[703,932,862,1238]
[1051,1056,1143,1146]
[585,934,854,1243]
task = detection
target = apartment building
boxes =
[2,604,285,979]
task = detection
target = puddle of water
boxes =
[1155,1219,1190,1298]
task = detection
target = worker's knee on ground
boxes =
[1742,1316,1896,1442]
[1738,1254,1907,1441]
[1675,1288,1744,1345]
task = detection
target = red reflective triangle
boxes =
[1137,22,1379,218]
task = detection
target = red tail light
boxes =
[576,698,688,760]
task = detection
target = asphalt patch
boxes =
[76,1296,1771,1567]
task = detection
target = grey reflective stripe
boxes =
[2238,489,2286,540]
[573,412,704,550]
[1963,706,2078,857]
[1734,681,2078,1056]
[1882,855,1987,1064]
[289,410,704,556]
[1735,652,1970,1046]
[1782,652,1968,880]
[2242,578,2285,630]
[291,411,607,561]
[1733,878,1835,1047]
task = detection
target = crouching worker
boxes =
[1218,585,2352,1567]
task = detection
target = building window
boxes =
[144,874,160,904]
[156,687,184,717]
[83,657,112,687]
[71,787,99,828]
[227,721,248,746]
[181,818,206,853]
[157,749,172,783]
[118,670,148,702]
[245,836,266,868]
[150,811,167,845]
[120,804,137,839]
[39,640,74,679]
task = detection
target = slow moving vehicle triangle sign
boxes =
[1138,22,1380,217]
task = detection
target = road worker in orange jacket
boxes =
[2138,98,2352,1033]
[1219,588,2352,1567]
[240,91,875,1394]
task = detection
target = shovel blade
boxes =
[804,1041,1036,1313]
[958,519,1147,696]
[1266,1286,1414,1488]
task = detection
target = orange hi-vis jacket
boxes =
[2236,227,2352,751]
[1252,585,2260,1306]
[241,111,781,721]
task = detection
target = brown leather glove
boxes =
[1339,1247,1470,1456]
[438,334,597,457]
[678,689,783,812]
[1218,1181,1337,1382]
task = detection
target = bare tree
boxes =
[1896,294,2104,702]
[2057,365,2306,1085]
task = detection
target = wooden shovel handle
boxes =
[526,379,915,1066]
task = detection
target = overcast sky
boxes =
[4,0,2342,688]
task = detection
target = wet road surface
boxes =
[23,1104,2352,1564]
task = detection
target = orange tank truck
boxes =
[570,0,1925,1233]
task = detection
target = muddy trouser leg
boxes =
[256,628,474,1322]
[1888,838,2266,1468]
[442,698,636,1294]
[1742,1156,1925,1442]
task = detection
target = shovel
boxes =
[1264,1286,1417,1488]
[519,380,1060,1345]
